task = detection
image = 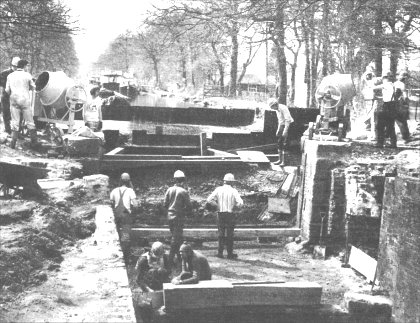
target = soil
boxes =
[0,117,419,322]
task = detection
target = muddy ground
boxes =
[1,118,419,322]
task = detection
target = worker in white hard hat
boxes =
[110,172,137,260]
[206,173,243,259]
[268,98,294,166]
[164,170,192,266]
[0,56,20,135]
[135,241,171,292]
[171,242,211,285]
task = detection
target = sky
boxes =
[63,0,153,75]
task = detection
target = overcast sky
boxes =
[63,0,152,75]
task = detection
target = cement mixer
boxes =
[34,71,87,132]
[308,73,356,141]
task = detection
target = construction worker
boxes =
[164,170,192,266]
[394,71,411,143]
[0,56,19,135]
[268,98,294,166]
[5,59,38,149]
[360,64,377,140]
[374,74,397,148]
[206,173,243,259]
[110,172,137,259]
[83,86,103,132]
[171,242,211,285]
[135,241,171,292]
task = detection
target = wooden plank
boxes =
[268,197,291,214]
[280,173,295,196]
[104,154,183,160]
[105,147,125,156]
[100,159,245,171]
[228,143,277,153]
[206,148,238,157]
[131,227,300,240]
[236,150,270,163]
[163,280,322,312]
[348,245,377,283]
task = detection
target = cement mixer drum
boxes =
[65,85,87,112]
[315,73,356,108]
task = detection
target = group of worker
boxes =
[0,56,39,149]
[110,170,243,293]
[361,64,412,148]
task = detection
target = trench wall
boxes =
[377,151,420,323]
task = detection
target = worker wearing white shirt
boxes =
[374,74,397,148]
[268,98,294,166]
[206,173,243,259]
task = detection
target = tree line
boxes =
[0,0,79,77]
[94,0,420,107]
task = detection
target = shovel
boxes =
[313,212,327,259]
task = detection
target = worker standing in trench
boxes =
[110,172,137,261]
[164,170,192,267]
[206,173,243,259]
[268,98,294,166]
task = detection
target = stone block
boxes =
[65,135,102,157]
[344,292,392,318]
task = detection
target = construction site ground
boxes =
[1,118,420,322]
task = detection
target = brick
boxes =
[344,292,392,318]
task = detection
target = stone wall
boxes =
[377,150,420,322]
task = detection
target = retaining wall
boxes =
[377,150,420,323]
[100,106,255,126]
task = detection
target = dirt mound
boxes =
[0,202,96,303]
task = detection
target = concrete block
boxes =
[344,292,392,318]
[65,136,102,157]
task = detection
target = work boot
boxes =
[10,130,18,149]
[227,253,238,260]
[273,150,285,166]
[29,129,41,149]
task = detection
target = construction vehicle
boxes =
[308,74,356,141]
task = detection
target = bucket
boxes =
[316,74,356,107]
[35,71,74,110]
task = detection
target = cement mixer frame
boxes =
[34,71,87,133]
[308,74,356,141]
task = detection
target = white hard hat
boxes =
[223,173,235,182]
[11,57,20,66]
[174,170,185,178]
[121,173,130,181]
[267,98,278,109]
[151,241,164,257]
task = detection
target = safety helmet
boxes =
[174,170,185,178]
[267,98,278,109]
[121,173,131,181]
[11,57,20,67]
[223,173,235,182]
[151,241,164,258]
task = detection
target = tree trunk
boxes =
[275,2,287,105]
[374,9,383,76]
[152,57,160,87]
[229,25,239,97]
[211,42,225,94]
[179,45,187,87]
[321,0,330,76]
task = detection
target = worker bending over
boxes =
[268,98,294,166]
[135,241,171,292]
[206,173,243,259]
[171,242,211,285]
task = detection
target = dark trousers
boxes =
[376,102,397,146]
[394,103,410,140]
[1,94,11,133]
[168,216,184,263]
[276,125,286,151]
[217,212,235,255]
